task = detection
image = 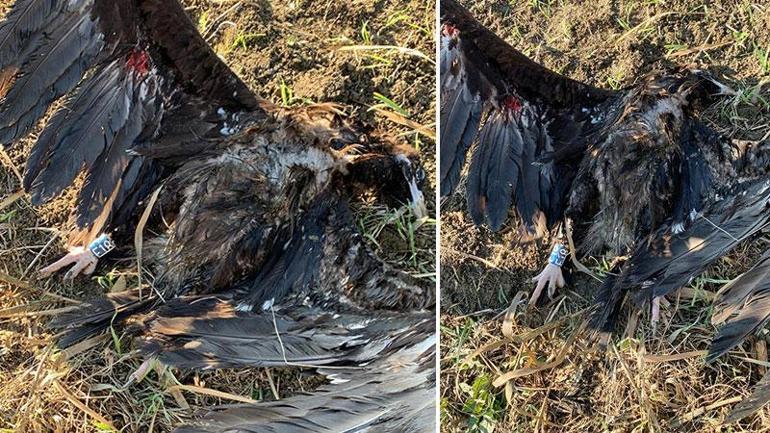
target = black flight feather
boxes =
[138,298,422,369]
[0,11,101,145]
[467,110,517,231]
[439,79,482,197]
[75,72,160,227]
[31,62,129,204]
[708,251,770,362]
[168,311,436,433]
[50,287,158,347]
[0,0,63,69]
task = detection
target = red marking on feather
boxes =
[126,49,150,76]
[441,23,459,38]
[503,95,522,114]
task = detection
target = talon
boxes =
[39,246,99,279]
[63,269,76,281]
[529,263,564,306]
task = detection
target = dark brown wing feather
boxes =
[627,179,770,302]
[136,295,432,369]
[440,0,613,233]
[160,305,435,433]
[588,178,770,331]
[709,251,770,362]
[0,0,264,240]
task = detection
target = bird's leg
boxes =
[529,237,568,306]
[39,246,98,280]
[39,234,114,280]
[529,262,565,306]
[565,217,599,280]
[650,296,660,332]
[649,296,670,331]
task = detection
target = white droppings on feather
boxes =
[261,298,275,311]
[328,375,351,385]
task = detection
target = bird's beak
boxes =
[395,153,428,219]
[706,77,738,96]
[692,69,738,96]
[408,175,428,219]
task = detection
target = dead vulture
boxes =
[440,0,770,323]
[0,0,434,431]
[442,0,770,422]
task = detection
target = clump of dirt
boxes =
[441,1,770,432]
[0,0,435,432]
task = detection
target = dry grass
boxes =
[0,0,435,432]
[440,1,770,432]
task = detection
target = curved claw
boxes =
[529,263,565,306]
[39,246,98,280]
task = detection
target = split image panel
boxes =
[439,0,770,432]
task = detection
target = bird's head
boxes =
[669,69,738,106]
[690,69,738,96]
[342,134,429,219]
[283,104,429,218]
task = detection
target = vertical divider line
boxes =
[434,0,442,432]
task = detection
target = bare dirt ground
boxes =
[0,1,435,432]
[440,1,770,432]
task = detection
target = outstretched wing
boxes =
[589,178,770,330]
[150,304,436,433]
[439,0,612,233]
[0,0,264,242]
[137,295,434,369]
